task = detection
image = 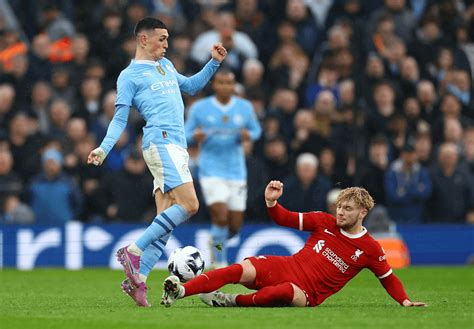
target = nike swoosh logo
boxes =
[324,229,336,236]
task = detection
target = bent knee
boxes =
[290,283,308,307]
[182,198,199,216]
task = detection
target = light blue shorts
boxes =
[142,142,193,194]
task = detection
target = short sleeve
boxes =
[367,242,393,279]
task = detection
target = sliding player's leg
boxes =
[200,256,308,307]
[161,259,255,307]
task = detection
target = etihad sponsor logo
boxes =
[351,249,364,261]
[313,240,325,253]
[150,79,179,91]
[322,247,349,273]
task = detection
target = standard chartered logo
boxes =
[314,239,350,273]
[313,240,325,253]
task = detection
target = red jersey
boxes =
[268,203,406,306]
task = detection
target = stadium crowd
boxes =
[0,0,473,225]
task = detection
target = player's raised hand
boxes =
[265,180,284,207]
[87,147,106,166]
[211,42,227,63]
[402,299,427,307]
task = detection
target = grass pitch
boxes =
[0,267,472,329]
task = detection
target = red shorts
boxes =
[246,255,316,306]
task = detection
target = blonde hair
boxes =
[336,187,375,211]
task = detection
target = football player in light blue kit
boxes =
[87,17,227,307]
[184,69,261,268]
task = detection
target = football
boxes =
[167,246,205,282]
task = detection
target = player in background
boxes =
[184,69,262,268]
[161,180,426,308]
[87,17,227,307]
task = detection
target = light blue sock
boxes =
[210,224,229,264]
[139,232,171,277]
[136,204,189,251]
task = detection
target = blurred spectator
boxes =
[263,136,292,182]
[398,56,420,97]
[432,93,471,146]
[402,97,425,136]
[357,135,390,205]
[414,131,434,167]
[361,54,386,103]
[0,149,31,224]
[30,81,52,134]
[384,142,432,223]
[48,98,72,141]
[40,3,76,41]
[241,58,267,97]
[69,34,91,82]
[415,79,437,124]
[0,83,15,133]
[305,63,339,108]
[244,139,269,221]
[285,0,320,56]
[50,65,75,105]
[268,41,309,91]
[268,88,299,143]
[70,135,103,221]
[97,148,153,222]
[426,142,474,223]
[75,77,102,123]
[279,152,332,212]
[28,33,53,81]
[409,15,451,77]
[312,90,337,140]
[326,187,341,216]
[27,148,82,224]
[234,0,275,62]
[91,9,126,68]
[191,9,258,74]
[290,109,329,157]
[369,0,416,43]
[8,112,43,183]
[365,80,397,140]
[318,146,354,187]
[152,0,188,34]
[463,126,474,174]
[0,29,27,73]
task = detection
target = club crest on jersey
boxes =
[222,115,229,123]
[156,65,166,75]
[351,249,364,261]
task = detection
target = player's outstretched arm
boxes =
[380,273,427,307]
[265,180,284,208]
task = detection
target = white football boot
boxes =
[199,291,238,307]
[161,275,184,307]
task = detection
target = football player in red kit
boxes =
[161,180,426,308]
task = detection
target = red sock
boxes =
[183,264,243,297]
[236,282,294,307]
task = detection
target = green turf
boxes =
[0,267,473,329]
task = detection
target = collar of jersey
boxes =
[340,226,367,239]
[133,59,157,66]
[211,96,236,112]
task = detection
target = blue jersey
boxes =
[185,96,261,180]
[99,58,220,154]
